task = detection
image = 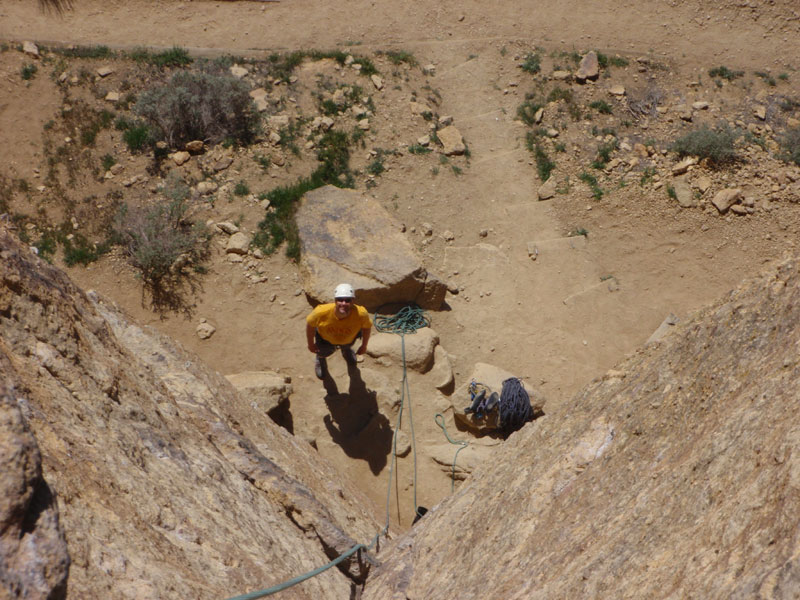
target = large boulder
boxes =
[366,328,439,373]
[296,185,447,310]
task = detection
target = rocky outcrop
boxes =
[0,226,386,599]
[364,255,800,599]
[296,185,447,310]
[0,381,69,600]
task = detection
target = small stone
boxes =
[22,41,39,57]
[609,85,626,96]
[575,51,599,82]
[171,151,191,166]
[711,188,743,214]
[229,64,248,79]
[196,322,216,339]
[754,105,767,120]
[371,74,384,90]
[442,230,455,241]
[185,140,204,154]
[104,91,120,103]
[96,66,114,78]
[537,177,557,200]
[692,101,709,110]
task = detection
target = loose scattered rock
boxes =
[711,188,743,214]
[196,321,216,339]
[575,51,599,82]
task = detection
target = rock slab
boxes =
[296,185,446,310]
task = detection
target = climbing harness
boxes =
[225,304,432,600]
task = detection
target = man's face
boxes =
[334,297,353,318]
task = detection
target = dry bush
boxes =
[133,70,259,147]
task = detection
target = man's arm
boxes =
[306,324,319,353]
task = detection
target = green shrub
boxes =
[133,70,259,147]
[547,87,573,103]
[21,63,37,80]
[709,66,743,81]
[589,100,613,114]
[123,123,153,152]
[597,53,628,68]
[670,124,737,166]
[780,127,800,165]
[379,50,417,67]
[408,143,431,154]
[367,158,385,176]
[62,233,111,266]
[234,180,250,196]
[520,53,541,75]
[579,171,604,199]
[101,154,116,171]
[755,71,777,86]
[591,139,619,169]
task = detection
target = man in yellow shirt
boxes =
[305,283,372,379]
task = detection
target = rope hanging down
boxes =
[374,304,431,523]
[225,305,431,600]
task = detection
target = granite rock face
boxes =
[0,382,69,600]
[296,185,447,310]
[0,226,385,600]
[364,255,800,599]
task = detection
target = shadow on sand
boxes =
[322,363,393,475]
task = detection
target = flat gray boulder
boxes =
[296,185,447,310]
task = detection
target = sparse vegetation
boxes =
[129,46,193,68]
[379,50,417,67]
[579,171,604,199]
[755,71,777,86]
[666,185,677,200]
[709,65,743,82]
[597,53,629,68]
[780,127,800,166]
[234,181,250,197]
[525,131,555,181]
[517,99,543,126]
[408,143,432,154]
[254,129,353,259]
[520,53,541,75]
[670,124,737,166]
[591,139,619,169]
[589,100,613,114]
[21,63,38,80]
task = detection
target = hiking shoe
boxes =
[342,347,357,365]
[314,355,327,380]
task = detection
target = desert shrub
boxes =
[670,124,737,166]
[520,53,541,75]
[755,71,777,86]
[517,99,543,126]
[589,100,613,114]
[113,198,209,287]
[780,127,800,165]
[591,139,619,169]
[597,53,628,68]
[21,63,37,80]
[378,50,417,67]
[709,65,743,81]
[367,158,385,176]
[234,180,250,196]
[579,171,604,199]
[133,70,259,147]
[408,143,431,154]
[122,123,154,152]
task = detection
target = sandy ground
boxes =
[2,0,800,530]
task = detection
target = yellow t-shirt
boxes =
[306,303,372,345]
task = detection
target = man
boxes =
[306,283,372,379]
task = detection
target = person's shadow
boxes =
[322,363,393,475]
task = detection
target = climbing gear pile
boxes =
[464,377,533,435]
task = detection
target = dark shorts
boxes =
[315,330,361,358]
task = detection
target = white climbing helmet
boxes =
[334,283,355,299]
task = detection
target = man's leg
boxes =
[341,331,362,365]
[314,332,335,379]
